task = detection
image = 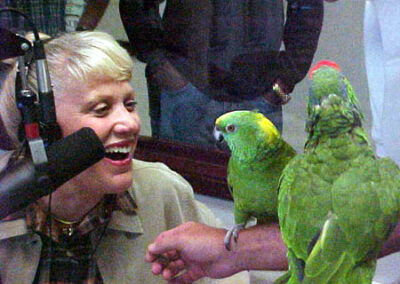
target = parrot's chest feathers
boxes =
[235,195,278,219]
[228,156,280,183]
[228,156,280,215]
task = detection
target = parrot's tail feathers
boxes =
[307,229,321,256]
[342,260,376,284]
[303,213,348,282]
[303,213,374,283]
[296,258,306,282]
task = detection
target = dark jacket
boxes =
[120,0,324,134]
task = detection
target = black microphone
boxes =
[0,127,105,219]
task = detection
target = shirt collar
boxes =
[107,188,143,235]
[0,188,143,242]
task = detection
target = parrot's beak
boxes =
[213,126,224,143]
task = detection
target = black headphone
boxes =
[1,8,61,146]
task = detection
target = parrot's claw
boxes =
[224,223,245,251]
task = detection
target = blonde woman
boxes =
[0,31,248,284]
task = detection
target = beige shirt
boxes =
[0,159,248,283]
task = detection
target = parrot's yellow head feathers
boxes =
[214,110,281,157]
[255,113,280,144]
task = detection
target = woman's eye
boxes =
[93,104,109,116]
[125,99,137,112]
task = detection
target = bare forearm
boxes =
[233,223,288,271]
[146,221,288,281]
[379,222,400,258]
[237,221,400,270]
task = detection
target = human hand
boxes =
[145,222,243,283]
[263,79,291,106]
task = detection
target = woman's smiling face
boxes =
[55,80,141,195]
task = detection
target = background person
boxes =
[0,0,109,36]
[364,0,400,167]
[120,0,326,147]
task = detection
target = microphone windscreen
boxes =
[0,127,105,219]
[47,127,105,187]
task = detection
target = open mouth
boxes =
[105,145,132,161]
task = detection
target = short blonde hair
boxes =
[28,31,134,95]
[0,31,134,150]
[0,61,21,150]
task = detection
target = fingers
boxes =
[148,221,204,256]
[145,249,157,263]
[151,261,164,275]
[145,222,206,283]
[168,269,200,284]
[147,228,183,256]
[146,250,174,263]
[151,254,171,275]
[145,229,185,278]
[146,249,186,279]
[161,259,185,280]
[150,256,189,282]
[146,251,180,273]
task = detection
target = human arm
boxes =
[119,0,190,137]
[272,0,339,95]
[210,0,324,103]
[145,222,288,283]
[261,0,325,105]
[119,0,165,63]
[379,222,400,258]
[76,0,110,30]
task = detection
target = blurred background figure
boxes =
[120,0,325,147]
[0,0,109,36]
[364,0,400,167]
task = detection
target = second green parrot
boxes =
[277,61,400,284]
[214,110,296,250]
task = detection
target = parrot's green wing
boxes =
[278,152,334,284]
[302,157,399,283]
[279,155,400,284]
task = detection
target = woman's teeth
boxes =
[105,146,131,160]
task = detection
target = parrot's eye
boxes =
[226,124,236,133]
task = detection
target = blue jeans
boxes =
[158,83,282,147]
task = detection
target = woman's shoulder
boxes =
[132,158,170,171]
[131,159,193,193]
[132,159,183,179]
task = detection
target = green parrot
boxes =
[213,110,296,250]
[277,60,400,284]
